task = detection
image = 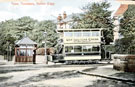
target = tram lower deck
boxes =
[63,45,101,60]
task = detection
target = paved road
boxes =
[0,63,135,87]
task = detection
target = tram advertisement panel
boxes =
[64,37,101,44]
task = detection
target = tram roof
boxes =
[57,28,104,31]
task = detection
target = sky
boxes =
[0,0,120,22]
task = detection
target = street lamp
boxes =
[9,46,12,61]
[43,32,48,64]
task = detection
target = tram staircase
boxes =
[52,45,64,63]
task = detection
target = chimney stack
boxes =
[63,11,67,19]
[57,14,62,21]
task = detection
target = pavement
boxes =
[0,60,7,65]
[79,65,135,83]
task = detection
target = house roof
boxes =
[57,14,73,23]
[16,37,37,45]
[116,0,135,5]
[114,4,128,16]
[57,13,81,23]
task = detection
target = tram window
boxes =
[64,32,73,37]
[74,32,82,37]
[65,46,74,53]
[83,46,92,52]
[92,31,99,36]
[83,46,87,52]
[83,32,91,37]
[92,46,100,52]
[74,46,82,52]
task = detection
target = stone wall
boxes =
[0,55,4,60]
[113,54,135,72]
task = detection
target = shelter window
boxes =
[20,46,26,48]
[27,50,33,56]
[20,50,26,56]
[17,49,20,56]
[27,45,34,48]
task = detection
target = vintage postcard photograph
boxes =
[0,0,135,87]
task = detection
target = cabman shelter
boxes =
[15,37,37,64]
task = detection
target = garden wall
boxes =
[113,54,135,72]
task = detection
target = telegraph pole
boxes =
[43,31,48,64]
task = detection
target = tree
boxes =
[0,20,16,55]
[15,16,38,40]
[118,5,135,54]
[32,20,58,48]
[72,2,114,44]
[0,16,58,56]
[0,17,37,55]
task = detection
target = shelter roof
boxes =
[16,37,37,45]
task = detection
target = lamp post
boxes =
[43,32,48,64]
[9,46,12,61]
[7,42,9,61]
[7,46,9,61]
[103,39,106,59]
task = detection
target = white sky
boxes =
[0,0,120,22]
